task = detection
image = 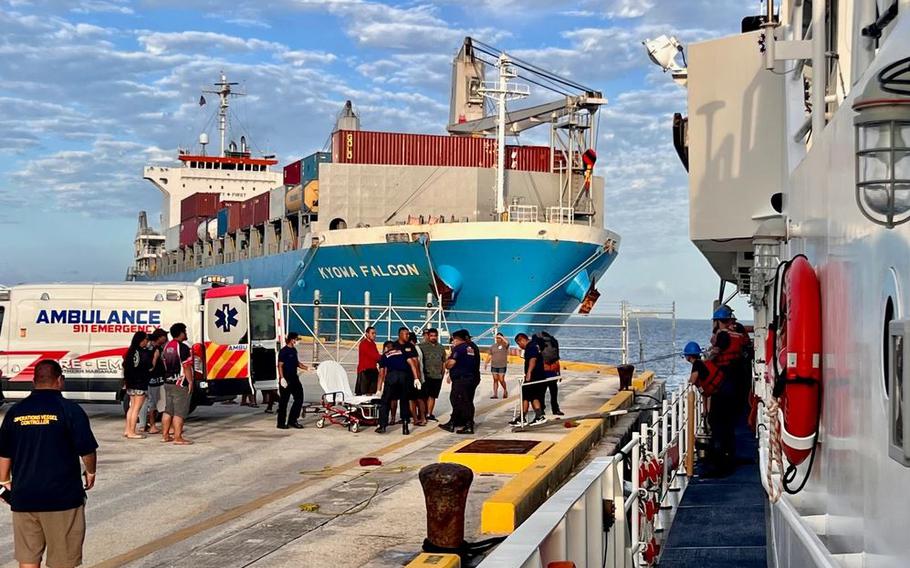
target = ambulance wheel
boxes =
[315,418,326,429]
[350,421,361,433]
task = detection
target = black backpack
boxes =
[533,332,560,364]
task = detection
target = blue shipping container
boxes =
[216,208,229,237]
[302,151,331,182]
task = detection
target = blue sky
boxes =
[0,0,751,318]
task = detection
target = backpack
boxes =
[533,332,560,365]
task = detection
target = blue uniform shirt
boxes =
[448,342,477,380]
[278,345,301,383]
[524,341,545,381]
[0,390,98,512]
[383,341,418,374]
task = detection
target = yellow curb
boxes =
[439,439,554,474]
[405,553,461,568]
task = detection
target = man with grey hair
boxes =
[0,359,98,568]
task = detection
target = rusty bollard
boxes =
[419,462,474,550]
[617,364,635,391]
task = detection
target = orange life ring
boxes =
[776,255,823,466]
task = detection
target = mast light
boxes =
[853,57,910,229]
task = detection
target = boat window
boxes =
[329,218,347,230]
[250,300,276,341]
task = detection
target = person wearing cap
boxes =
[440,329,479,434]
[685,341,736,476]
[710,305,752,417]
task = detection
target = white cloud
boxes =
[136,30,284,55]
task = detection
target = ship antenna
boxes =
[203,71,243,157]
[477,54,529,218]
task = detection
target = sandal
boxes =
[125,434,146,440]
[173,439,194,445]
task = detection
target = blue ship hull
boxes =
[146,228,617,340]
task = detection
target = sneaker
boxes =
[508,417,523,426]
[290,422,304,429]
[427,414,438,422]
[438,422,456,432]
[531,415,548,426]
[456,424,474,434]
[553,410,565,416]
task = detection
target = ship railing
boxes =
[545,206,575,223]
[478,382,700,568]
[508,204,540,222]
[285,292,676,375]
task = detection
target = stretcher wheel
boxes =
[350,421,361,433]
[315,418,326,429]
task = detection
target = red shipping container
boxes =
[331,130,557,172]
[284,160,302,186]
[239,198,255,228]
[252,193,271,225]
[225,201,242,232]
[181,193,220,222]
[180,216,205,247]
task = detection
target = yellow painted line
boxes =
[91,395,519,568]
[439,439,554,474]
[406,553,461,568]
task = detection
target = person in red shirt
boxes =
[356,327,381,396]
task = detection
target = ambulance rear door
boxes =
[202,284,252,393]
[248,287,283,392]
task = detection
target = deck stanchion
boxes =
[364,291,371,333]
[335,290,342,359]
[686,390,695,477]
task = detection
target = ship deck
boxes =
[659,419,768,567]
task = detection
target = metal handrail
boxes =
[479,382,698,568]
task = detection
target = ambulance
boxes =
[0,279,284,409]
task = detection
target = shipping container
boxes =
[164,225,180,251]
[330,130,558,172]
[283,160,301,186]
[224,201,242,233]
[252,192,271,225]
[239,198,255,228]
[269,186,287,220]
[216,208,230,237]
[180,193,221,222]
[302,151,331,181]
[180,216,205,247]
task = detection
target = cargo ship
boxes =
[131,39,620,337]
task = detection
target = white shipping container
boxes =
[165,224,180,250]
[269,186,287,220]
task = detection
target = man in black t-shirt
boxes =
[375,327,421,435]
[510,333,547,426]
[277,333,309,429]
[0,359,98,568]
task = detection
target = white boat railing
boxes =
[478,382,700,568]
[284,290,677,370]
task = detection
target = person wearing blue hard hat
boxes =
[684,339,736,477]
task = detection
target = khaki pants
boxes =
[13,505,86,568]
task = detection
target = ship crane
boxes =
[447,37,607,221]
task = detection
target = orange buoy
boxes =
[778,256,823,466]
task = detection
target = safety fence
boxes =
[477,382,701,568]
[284,290,676,371]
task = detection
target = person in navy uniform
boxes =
[440,329,479,434]
[375,327,421,435]
[277,333,309,430]
[0,360,98,568]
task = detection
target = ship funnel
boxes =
[229,140,237,153]
[240,135,247,153]
[335,100,360,132]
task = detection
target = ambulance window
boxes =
[250,300,276,341]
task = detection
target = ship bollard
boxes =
[617,364,635,390]
[419,463,473,551]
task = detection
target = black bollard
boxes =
[617,364,635,390]
[419,462,474,550]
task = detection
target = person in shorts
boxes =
[418,328,446,421]
[509,333,546,426]
[145,328,168,434]
[0,359,98,568]
[122,331,151,440]
[161,323,194,445]
[486,332,510,399]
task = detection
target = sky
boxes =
[0,0,753,319]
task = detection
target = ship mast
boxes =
[478,54,529,218]
[203,72,243,157]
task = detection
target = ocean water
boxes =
[555,317,713,388]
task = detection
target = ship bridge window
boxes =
[329,218,347,230]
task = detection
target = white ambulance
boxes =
[0,280,284,409]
